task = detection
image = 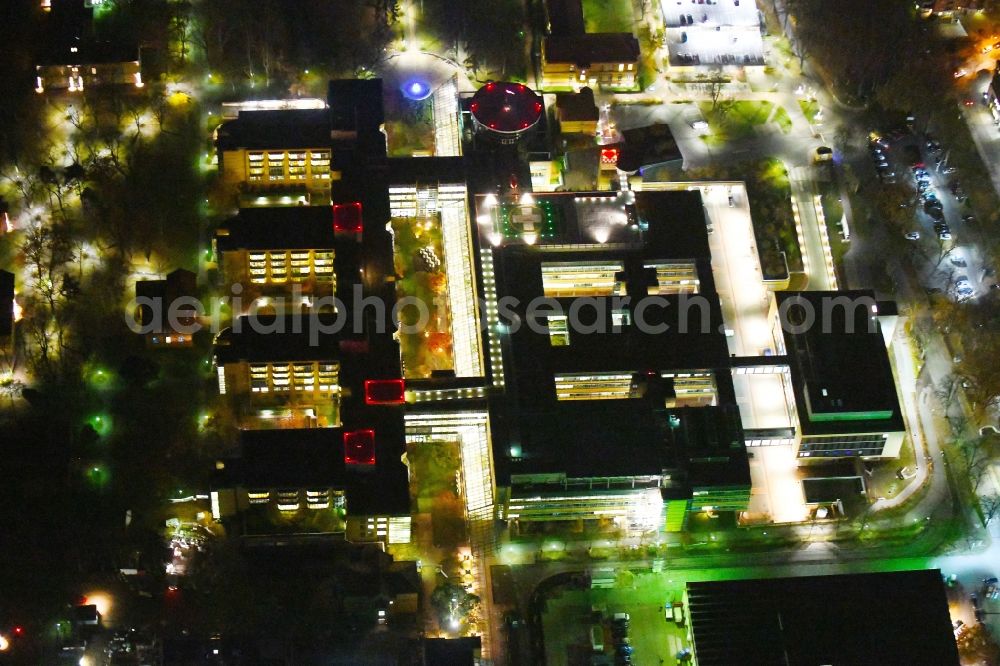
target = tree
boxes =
[0,374,24,407]
[956,622,1000,665]
[981,494,1000,526]
[430,582,481,630]
[956,332,1000,417]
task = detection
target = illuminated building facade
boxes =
[211,427,411,545]
[541,35,640,89]
[215,109,334,204]
[134,268,197,348]
[555,87,599,135]
[541,0,640,89]
[472,189,751,531]
[35,0,142,93]
[210,78,417,543]
[214,206,344,310]
[775,291,906,460]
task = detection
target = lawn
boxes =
[391,215,455,378]
[682,159,803,278]
[819,185,849,273]
[798,98,821,125]
[384,93,435,157]
[699,100,774,143]
[582,0,634,33]
[406,440,467,546]
[773,106,793,134]
[868,435,918,501]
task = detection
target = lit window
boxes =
[547,315,570,346]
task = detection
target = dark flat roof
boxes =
[687,570,960,666]
[777,290,904,436]
[556,88,599,122]
[215,206,337,251]
[222,427,409,516]
[543,34,640,65]
[423,637,482,666]
[480,190,746,491]
[216,109,331,152]
[214,315,400,378]
[617,124,682,173]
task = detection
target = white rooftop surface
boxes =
[703,184,778,357]
[734,372,794,430]
[661,0,762,28]
[747,445,809,523]
[665,25,764,67]
[661,0,764,66]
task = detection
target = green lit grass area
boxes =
[582,0,634,33]
[773,106,793,134]
[384,94,436,157]
[699,100,774,143]
[798,98,821,124]
[391,215,455,378]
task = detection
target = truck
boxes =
[590,624,604,652]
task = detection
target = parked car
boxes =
[905,231,920,240]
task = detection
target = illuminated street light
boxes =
[0,634,9,651]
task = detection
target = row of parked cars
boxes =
[870,135,895,183]
[610,613,633,665]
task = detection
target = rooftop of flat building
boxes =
[776,290,904,436]
[217,426,410,517]
[543,33,641,65]
[215,109,332,152]
[215,206,340,251]
[687,570,959,666]
[555,87,599,122]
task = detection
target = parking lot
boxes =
[541,573,693,665]
[868,129,994,301]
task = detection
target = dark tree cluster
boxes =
[193,0,399,87]
[787,0,937,104]
[421,0,526,79]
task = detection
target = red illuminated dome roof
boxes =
[470,81,544,135]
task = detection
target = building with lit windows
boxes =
[36,0,142,93]
[214,314,403,431]
[555,87,599,135]
[541,0,640,89]
[541,35,640,89]
[775,290,905,460]
[918,0,985,16]
[215,109,334,204]
[210,426,411,545]
[473,189,751,531]
[134,268,197,348]
[214,206,345,311]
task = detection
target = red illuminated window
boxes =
[344,429,376,465]
[364,379,405,405]
[600,148,619,165]
[333,202,363,233]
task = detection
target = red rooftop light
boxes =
[344,429,376,466]
[333,202,363,233]
[364,379,405,405]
